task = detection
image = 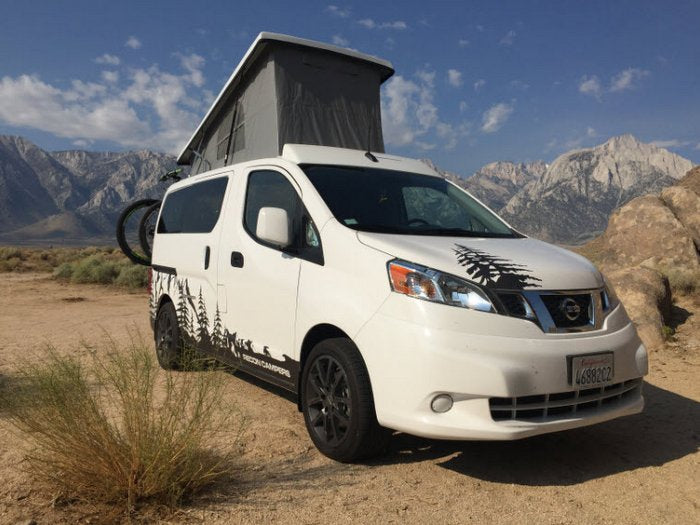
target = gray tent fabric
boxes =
[274,46,385,155]
[180,34,393,174]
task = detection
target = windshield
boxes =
[302,165,520,237]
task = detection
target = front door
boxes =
[217,167,305,390]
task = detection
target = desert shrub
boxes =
[53,262,74,280]
[114,264,149,289]
[70,255,120,284]
[0,246,24,260]
[2,337,239,515]
[663,267,699,296]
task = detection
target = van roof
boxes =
[177,32,394,166]
[281,144,440,176]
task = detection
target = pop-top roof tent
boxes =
[177,32,395,174]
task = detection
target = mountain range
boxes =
[0,135,181,243]
[0,134,694,244]
[425,134,693,243]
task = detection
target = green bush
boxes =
[115,264,149,289]
[70,255,120,284]
[1,337,239,515]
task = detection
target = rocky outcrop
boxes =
[607,267,672,350]
[579,166,699,349]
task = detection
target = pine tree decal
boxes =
[453,244,542,289]
[211,305,223,351]
[196,287,210,348]
[176,280,192,344]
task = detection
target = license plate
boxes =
[571,353,614,387]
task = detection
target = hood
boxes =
[357,233,602,291]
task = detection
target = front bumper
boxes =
[354,294,648,440]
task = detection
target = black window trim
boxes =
[242,167,324,266]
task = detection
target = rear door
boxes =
[217,166,314,390]
[152,175,230,352]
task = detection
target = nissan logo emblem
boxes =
[560,298,581,321]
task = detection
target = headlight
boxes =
[601,274,619,311]
[387,260,495,313]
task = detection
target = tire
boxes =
[154,301,182,370]
[116,198,159,266]
[138,201,161,259]
[301,338,391,462]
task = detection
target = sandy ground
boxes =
[0,272,698,524]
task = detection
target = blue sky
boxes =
[1,0,698,175]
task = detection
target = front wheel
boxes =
[154,301,182,370]
[301,338,390,462]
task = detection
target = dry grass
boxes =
[662,267,700,296]
[1,336,241,517]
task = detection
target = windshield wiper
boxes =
[409,228,517,238]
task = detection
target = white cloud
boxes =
[459,101,468,113]
[447,69,463,87]
[473,79,486,92]
[177,53,205,87]
[125,36,142,49]
[381,70,463,150]
[94,54,120,66]
[610,67,650,92]
[358,18,407,30]
[586,126,597,138]
[499,30,516,46]
[458,38,469,47]
[101,70,119,83]
[326,5,350,18]
[481,102,513,133]
[650,139,691,149]
[332,34,349,47]
[72,139,91,148]
[578,75,602,99]
[0,53,209,153]
[695,143,700,151]
[509,79,529,90]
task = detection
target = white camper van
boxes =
[148,33,648,462]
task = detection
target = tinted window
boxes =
[303,165,518,237]
[244,170,302,242]
[158,177,228,234]
[244,170,323,263]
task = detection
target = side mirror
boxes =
[256,207,290,247]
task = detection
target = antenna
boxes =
[365,107,378,162]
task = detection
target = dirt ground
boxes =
[0,273,698,524]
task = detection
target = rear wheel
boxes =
[154,301,182,370]
[301,338,390,462]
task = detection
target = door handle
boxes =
[204,246,210,269]
[231,251,244,268]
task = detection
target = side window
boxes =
[244,170,323,264]
[158,177,229,234]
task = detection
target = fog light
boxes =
[431,394,453,413]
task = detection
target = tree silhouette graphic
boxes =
[453,244,542,289]
[196,287,210,348]
[211,305,223,351]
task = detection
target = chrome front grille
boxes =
[540,293,592,328]
[489,378,643,421]
[496,288,613,333]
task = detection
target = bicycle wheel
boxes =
[116,199,159,265]
[138,200,161,259]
